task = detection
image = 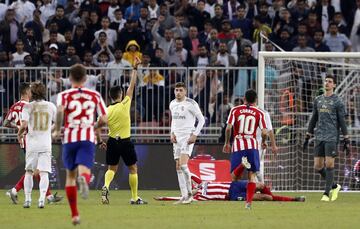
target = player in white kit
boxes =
[255,110,278,183]
[169,82,205,204]
[17,82,56,209]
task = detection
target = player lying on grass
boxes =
[155,174,305,202]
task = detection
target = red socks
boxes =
[246,182,256,204]
[15,175,25,192]
[65,186,78,217]
[80,173,91,184]
[233,164,245,178]
[261,186,272,196]
[272,195,295,202]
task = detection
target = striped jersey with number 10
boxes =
[226,105,267,152]
[57,87,107,144]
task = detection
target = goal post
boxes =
[257,51,360,191]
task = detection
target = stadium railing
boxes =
[0,66,258,143]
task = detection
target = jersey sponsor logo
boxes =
[173,112,186,120]
[199,163,216,181]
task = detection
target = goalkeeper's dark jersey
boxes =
[307,94,348,142]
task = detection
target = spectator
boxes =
[138,6,149,34]
[82,50,96,67]
[87,11,102,41]
[276,29,295,51]
[23,28,42,65]
[46,5,73,35]
[158,3,176,31]
[39,51,56,68]
[239,45,257,67]
[252,15,272,43]
[246,0,259,19]
[199,20,213,44]
[48,43,60,64]
[291,22,314,47]
[273,8,296,38]
[124,0,143,21]
[94,16,118,48]
[314,0,335,34]
[93,49,115,67]
[58,45,81,67]
[137,52,152,86]
[195,0,211,32]
[232,7,252,41]
[39,0,56,25]
[148,0,159,19]
[193,44,212,69]
[92,31,114,54]
[324,22,352,52]
[292,34,315,52]
[110,8,127,32]
[24,9,43,43]
[228,27,252,64]
[107,48,131,86]
[0,50,10,67]
[151,19,174,64]
[312,29,331,52]
[206,28,220,59]
[0,9,22,52]
[289,0,309,22]
[10,0,35,25]
[117,20,144,51]
[72,24,92,58]
[183,26,200,58]
[305,11,322,38]
[0,2,6,21]
[168,37,192,67]
[350,0,360,52]
[123,40,142,66]
[333,12,350,37]
[218,19,235,45]
[223,0,240,20]
[170,15,188,39]
[11,40,30,67]
[80,0,102,16]
[108,0,120,22]
[215,42,235,67]
[258,2,272,26]
[211,3,225,31]
[152,48,168,68]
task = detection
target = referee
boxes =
[304,74,350,202]
[101,58,147,205]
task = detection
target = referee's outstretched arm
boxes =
[126,58,141,100]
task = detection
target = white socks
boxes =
[256,161,265,183]
[176,170,187,198]
[39,172,49,202]
[24,172,33,202]
[180,165,192,196]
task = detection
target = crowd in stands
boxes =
[0,0,360,127]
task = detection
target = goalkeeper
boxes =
[304,75,350,202]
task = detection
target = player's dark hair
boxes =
[19,82,30,96]
[30,82,46,100]
[245,89,257,104]
[175,82,186,89]
[109,86,123,100]
[325,74,336,84]
[69,64,86,83]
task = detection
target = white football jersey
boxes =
[21,100,56,153]
[170,97,205,135]
[256,109,273,150]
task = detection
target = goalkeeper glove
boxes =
[303,134,311,152]
[343,138,350,156]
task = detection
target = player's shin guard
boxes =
[24,172,33,202]
[180,165,192,195]
[14,174,25,192]
[65,186,79,217]
[176,170,187,198]
[246,182,256,204]
[104,170,115,189]
[39,172,49,203]
[325,168,334,196]
[129,173,138,200]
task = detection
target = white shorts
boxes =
[173,133,194,160]
[25,151,52,173]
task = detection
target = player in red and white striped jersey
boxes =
[4,83,62,205]
[53,64,107,225]
[223,89,268,209]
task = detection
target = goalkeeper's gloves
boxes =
[303,133,311,152]
[343,138,350,156]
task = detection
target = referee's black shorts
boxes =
[106,137,137,166]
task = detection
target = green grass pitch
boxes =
[1,190,359,229]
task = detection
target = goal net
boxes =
[258,52,360,191]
